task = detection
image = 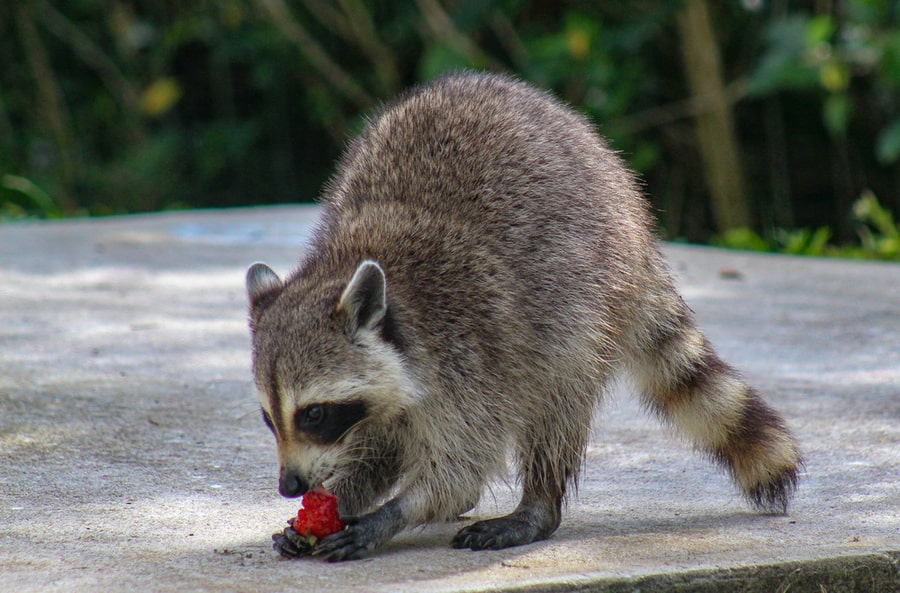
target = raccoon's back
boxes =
[329,73,600,215]
[318,73,655,287]
[299,73,663,375]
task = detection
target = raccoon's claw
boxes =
[272,525,314,558]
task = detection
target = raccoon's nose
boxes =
[278,470,309,498]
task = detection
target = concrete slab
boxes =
[1,206,897,592]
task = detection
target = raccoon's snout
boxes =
[279,469,310,498]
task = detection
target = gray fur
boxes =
[337,260,387,333]
[247,262,282,304]
[247,72,801,561]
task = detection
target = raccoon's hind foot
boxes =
[452,501,561,551]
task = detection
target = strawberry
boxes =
[292,487,344,542]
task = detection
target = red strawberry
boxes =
[292,488,344,541]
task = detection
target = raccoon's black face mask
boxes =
[260,402,368,445]
[292,401,369,445]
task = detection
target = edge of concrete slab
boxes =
[439,551,900,593]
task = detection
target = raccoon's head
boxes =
[246,260,416,499]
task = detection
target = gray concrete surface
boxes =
[1,205,897,593]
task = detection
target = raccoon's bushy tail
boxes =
[626,297,801,513]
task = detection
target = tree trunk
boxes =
[677,0,751,232]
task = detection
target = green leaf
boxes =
[819,60,850,93]
[805,15,836,46]
[777,228,810,254]
[823,93,851,136]
[845,0,889,25]
[713,228,771,252]
[875,118,900,164]
[747,16,820,96]
[807,226,834,255]
[878,32,900,87]
[1,175,60,218]
[853,191,899,239]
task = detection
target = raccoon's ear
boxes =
[246,262,283,313]
[337,260,387,334]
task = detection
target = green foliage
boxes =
[853,190,900,259]
[714,227,772,253]
[0,0,897,258]
[1,174,60,220]
[747,0,900,154]
[775,226,834,257]
[714,192,899,261]
[875,117,900,164]
[747,16,822,96]
[0,0,678,219]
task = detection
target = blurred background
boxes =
[1,0,898,257]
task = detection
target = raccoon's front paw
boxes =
[272,521,314,558]
[313,501,405,562]
[312,515,381,562]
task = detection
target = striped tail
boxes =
[627,300,802,512]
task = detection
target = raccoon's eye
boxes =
[299,405,325,427]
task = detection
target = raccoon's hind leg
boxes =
[450,460,563,551]
[627,298,802,512]
[452,390,593,550]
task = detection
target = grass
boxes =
[714,191,899,262]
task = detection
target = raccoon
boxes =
[246,72,801,562]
